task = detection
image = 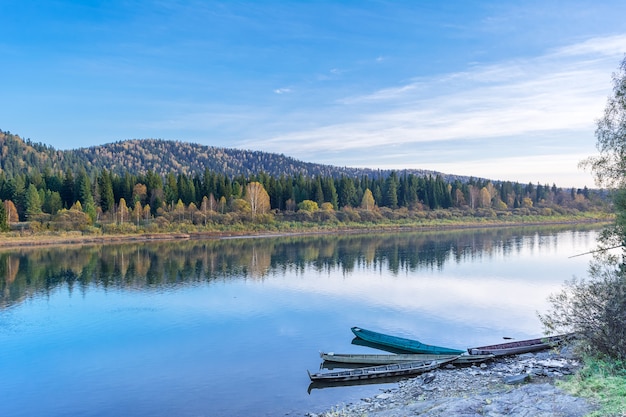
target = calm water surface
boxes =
[0,226,600,416]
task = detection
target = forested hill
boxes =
[0,129,443,180]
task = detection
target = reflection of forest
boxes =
[0,224,598,309]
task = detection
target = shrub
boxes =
[340,206,361,222]
[298,200,319,212]
[358,209,382,222]
[49,209,92,231]
[539,261,626,361]
[312,210,338,223]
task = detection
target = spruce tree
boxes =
[25,184,43,218]
[0,201,8,231]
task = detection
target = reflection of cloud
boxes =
[263,271,562,334]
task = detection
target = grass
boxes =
[558,356,626,416]
[0,210,611,250]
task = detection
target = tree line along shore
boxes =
[0,163,607,235]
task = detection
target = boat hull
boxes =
[308,358,452,382]
[351,326,465,355]
[320,352,493,365]
[468,334,573,356]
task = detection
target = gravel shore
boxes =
[307,349,597,417]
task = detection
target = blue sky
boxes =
[2,1,625,188]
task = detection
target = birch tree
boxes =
[360,188,376,211]
[245,182,270,216]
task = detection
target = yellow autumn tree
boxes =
[3,200,19,224]
[245,182,270,216]
[118,198,129,223]
[133,201,142,225]
[479,187,491,208]
[360,188,376,211]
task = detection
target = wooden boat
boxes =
[307,374,408,393]
[467,334,574,356]
[351,336,413,354]
[307,357,454,382]
[320,352,494,365]
[351,326,465,355]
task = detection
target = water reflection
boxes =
[1,224,599,309]
[0,225,602,417]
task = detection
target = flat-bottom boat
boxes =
[351,326,465,355]
[320,352,494,365]
[467,334,575,356]
[307,357,455,382]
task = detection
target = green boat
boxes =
[351,326,465,355]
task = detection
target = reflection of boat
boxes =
[307,357,454,382]
[468,334,574,356]
[320,352,493,366]
[307,374,407,393]
[351,326,465,355]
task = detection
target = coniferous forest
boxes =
[0,129,607,235]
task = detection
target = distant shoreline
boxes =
[0,218,609,250]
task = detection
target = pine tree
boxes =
[25,184,43,218]
[61,169,75,208]
[384,175,398,209]
[314,178,325,206]
[0,201,8,231]
[338,176,357,208]
[98,170,115,213]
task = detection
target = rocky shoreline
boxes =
[307,349,597,417]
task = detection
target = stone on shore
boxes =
[308,349,597,417]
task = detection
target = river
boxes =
[0,225,600,416]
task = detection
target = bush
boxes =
[312,210,338,223]
[48,209,92,231]
[298,200,319,212]
[539,261,626,361]
[358,209,382,222]
[340,207,361,222]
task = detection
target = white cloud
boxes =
[238,34,625,186]
[273,88,292,94]
[553,34,626,57]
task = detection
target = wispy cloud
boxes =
[273,88,292,94]
[239,34,625,186]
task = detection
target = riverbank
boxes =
[307,348,598,417]
[0,215,611,250]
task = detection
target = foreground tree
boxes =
[582,56,626,254]
[542,56,626,362]
[583,56,626,190]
